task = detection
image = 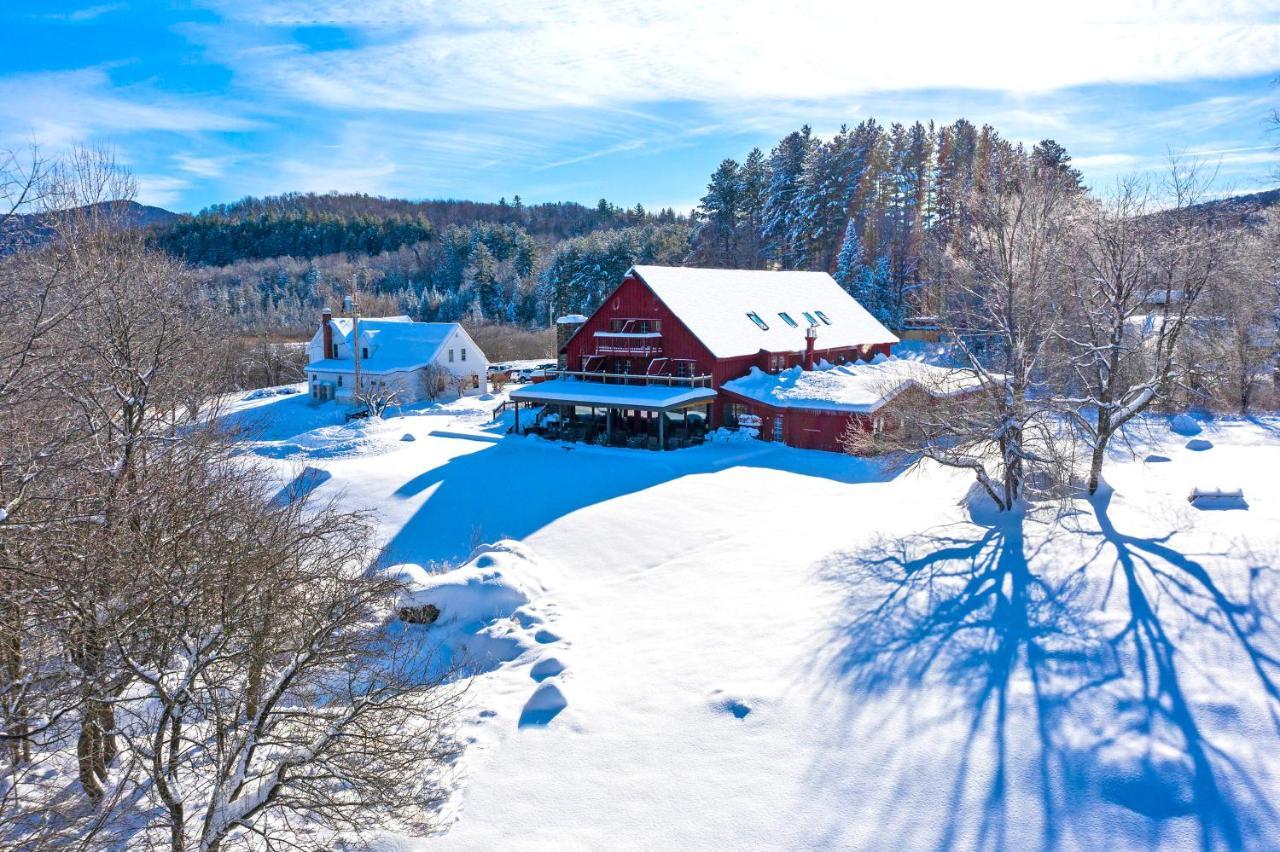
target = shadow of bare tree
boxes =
[817,494,1280,851]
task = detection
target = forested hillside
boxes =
[128,120,1277,343]
[152,193,687,333]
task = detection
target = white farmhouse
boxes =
[305,309,488,404]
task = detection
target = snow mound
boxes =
[1170,413,1203,436]
[518,682,568,727]
[1095,737,1196,818]
[384,541,554,676]
[707,426,758,443]
[393,540,547,630]
[400,432,416,442]
[243,385,301,401]
[1186,438,1214,452]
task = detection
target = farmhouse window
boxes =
[773,416,784,441]
[448,349,454,362]
[460,348,467,361]
[769,353,786,372]
[614,358,632,375]
[337,375,343,387]
[361,347,369,359]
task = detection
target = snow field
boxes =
[232,389,1280,850]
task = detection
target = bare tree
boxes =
[901,162,1080,510]
[1195,210,1280,413]
[355,380,402,417]
[417,364,448,402]
[1057,163,1225,493]
[104,463,461,851]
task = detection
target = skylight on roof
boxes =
[746,312,769,331]
[815,311,831,325]
[802,311,818,327]
[778,312,798,328]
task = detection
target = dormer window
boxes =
[747,312,769,331]
[802,312,818,327]
[815,311,831,325]
[331,344,339,358]
[778,312,798,328]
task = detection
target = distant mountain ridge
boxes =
[1,199,179,253]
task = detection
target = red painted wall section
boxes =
[560,271,899,433]
[563,274,716,378]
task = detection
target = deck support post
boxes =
[659,410,665,450]
[514,400,520,433]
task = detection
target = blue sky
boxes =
[2,0,1278,213]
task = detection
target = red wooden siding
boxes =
[560,272,899,439]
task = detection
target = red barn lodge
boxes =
[509,265,980,453]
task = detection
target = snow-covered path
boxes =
[225,391,1280,850]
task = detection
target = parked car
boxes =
[519,362,558,383]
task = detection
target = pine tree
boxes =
[738,148,770,268]
[762,127,815,268]
[1032,139,1086,191]
[694,158,743,266]
[463,242,502,321]
[834,220,866,293]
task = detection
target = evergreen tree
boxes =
[463,242,502,320]
[762,127,815,268]
[694,158,743,266]
[1032,139,1086,191]
[738,148,770,268]
[834,220,866,293]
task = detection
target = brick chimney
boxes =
[803,326,817,370]
[321,308,333,359]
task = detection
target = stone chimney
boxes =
[321,308,333,359]
[803,325,817,370]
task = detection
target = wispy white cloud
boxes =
[42,3,125,22]
[134,174,191,208]
[0,69,256,152]
[199,0,1280,114]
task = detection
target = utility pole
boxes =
[346,280,361,408]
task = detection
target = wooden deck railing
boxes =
[547,369,713,388]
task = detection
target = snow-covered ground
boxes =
[225,387,1280,850]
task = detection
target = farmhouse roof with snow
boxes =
[307,315,460,375]
[626,265,900,359]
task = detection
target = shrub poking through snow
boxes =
[400,602,441,624]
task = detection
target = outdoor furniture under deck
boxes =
[509,373,717,450]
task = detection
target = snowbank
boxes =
[383,541,556,676]
[722,354,983,413]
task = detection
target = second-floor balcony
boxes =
[593,330,664,357]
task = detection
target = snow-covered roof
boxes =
[721,356,984,414]
[510,378,718,410]
[630,265,899,359]
[307,317,459,375]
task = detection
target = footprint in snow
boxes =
[709,689,752,720]
[518,683,567,727]
[530,657,565,682]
